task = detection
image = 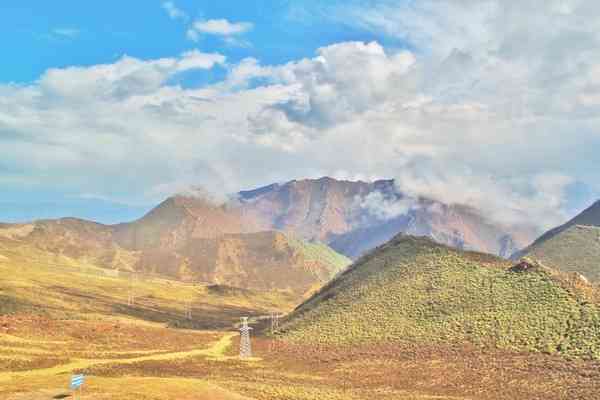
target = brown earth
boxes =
[3,314,600,400]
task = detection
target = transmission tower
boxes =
[270,312,280,334]
[239,317,253,358]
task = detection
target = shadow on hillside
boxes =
[50,286,266,330]
[0,294,40,315]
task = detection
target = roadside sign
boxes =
[70,374,85,390]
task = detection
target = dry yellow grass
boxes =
[3,376,253,400]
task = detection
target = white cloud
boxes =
[262,41,417,128]
[162,1,187,21]
[192,19,253,35]
[176,50,226,71]
[3,0,600,232]
[186,18,253,44]
[37,50,225,100]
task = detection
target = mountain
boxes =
[513,200,600,282]
[237,177,533,259]
[277,234,600,359]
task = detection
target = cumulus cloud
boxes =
[3,0,600,231]
[160,3,251,46]
[37,50,225,100]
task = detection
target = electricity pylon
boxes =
[239,317,253,358]
[270,312,280,334]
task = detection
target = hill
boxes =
[278,235,600,359]
[514,200,600,282]
[0,241,297,328]
[0,220,349,299]
[134,230,350,296]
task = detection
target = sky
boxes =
[0,0,599,230]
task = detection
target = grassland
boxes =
[0,238,296,327]
[287,236,352,273]
[6,318,598,400]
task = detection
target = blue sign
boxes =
[70,374,85,390]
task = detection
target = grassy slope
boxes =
[0,221,350,298]
[279,235,600,359]
[0,240,296,326]
[287,236,351,276]
[519,225,600,282]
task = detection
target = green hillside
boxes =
[514,200,600,282]
[278,235,600,359]
[287,236,352,276]
[516,225,600,282]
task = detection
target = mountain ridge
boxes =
[512,200,600,281]
[1,177,534,260]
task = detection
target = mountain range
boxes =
[0,177,537,297]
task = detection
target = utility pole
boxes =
[239,317,253,358]
[269,312,280,352]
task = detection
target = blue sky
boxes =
[0,1,598,229]
[0,1,395,84]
